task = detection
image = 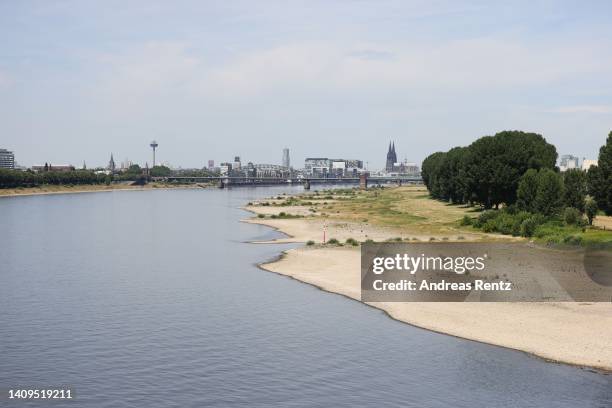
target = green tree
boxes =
[516,168,539,212]
[150,165,172,177]
[463,131,557,208]
[534,169,564,216]
[562,169,587,212]
[586,165,606,210]
[596,131,612,214]
[421,152,447,199]
[584,196,598,225]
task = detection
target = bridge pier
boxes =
[304,179,311,190]
[359,173,368,190]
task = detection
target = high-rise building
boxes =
[220,162,232,175]
[208,160,215,169]
[282,148,290,168]
[233,156,241,170]
[385,142,397,172]
[559,154,579,172]
[582,159,598,171]
[0,148,15,169]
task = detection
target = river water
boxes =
[1,187,610,407]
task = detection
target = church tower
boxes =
[108,153,116,173]
[385,141,397,172]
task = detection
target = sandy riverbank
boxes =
[0,182,211,198]
[245,189,612,372]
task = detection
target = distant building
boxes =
[233,156,241,171]
[582,159,598,171]
[388,160,420,176]
[305,158,331,177]
[383,142,418,175]
[108,153,116,173]
[385,142,397,172]
[32,163,75,172]
[0,148,15,169]
[220,162,232,175]
[559,154,579,172]
[282,148,290,168]
[253,163,290,178]
[304,158,363,177]
[208,160,215,170]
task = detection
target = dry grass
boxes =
[594,215,612,230]
[302,186,483,237]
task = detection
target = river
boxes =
[1,187,610,407]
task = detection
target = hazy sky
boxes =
[1,0,611,169]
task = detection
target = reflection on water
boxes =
[1,187,610,408]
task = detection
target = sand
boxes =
[0,182,211,198]
[245,202,612,372]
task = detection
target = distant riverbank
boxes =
[0,182,213,198]
[245,186,612,372]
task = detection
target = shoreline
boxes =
[0,183,211,198]
[244,190,612,373]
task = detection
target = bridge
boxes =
[152,175,422,188]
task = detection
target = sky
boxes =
[1,0,611,169]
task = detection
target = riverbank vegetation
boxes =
[422,130,612,245]
[0,164,218,190]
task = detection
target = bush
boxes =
[520,217,538,237]
[563,207,582,225]
[563,235,583,245]
[345,238,359,246]
[327,238,340,245]
[482,219,497,233]
[459,215,473,226]
[474,210,499,228]
[257,214,265,219]
[584,196,598,225]
[306,240,315,246]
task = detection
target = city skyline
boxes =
[1,1,612,168]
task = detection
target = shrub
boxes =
[459,215,473,226]
[306,240,315,246]
[474,210,499,228]
[584,196,598,225]
[327,238,340,245]
[345,238,359,246]
[257,214,265,219]
[563,207,582,225]
[493,213,516,235]
[563,235,583,245]
[482,219,497,233]
[520,217,538,237]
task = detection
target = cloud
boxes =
[205,37,612,99]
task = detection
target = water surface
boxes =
[1,187,610,407]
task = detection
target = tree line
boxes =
[0,164,219,189]
[421,130,612,240]
[422,130,611,214]
[0,169,110,188]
